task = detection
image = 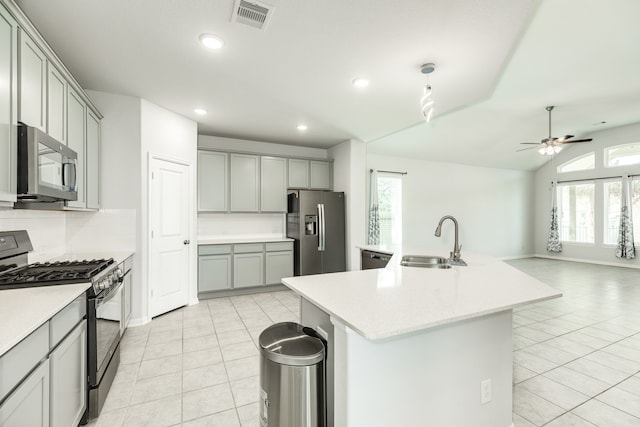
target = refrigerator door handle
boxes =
[318,203,325,251]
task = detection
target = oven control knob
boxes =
[116,267,124,279]
[98,279,107,290]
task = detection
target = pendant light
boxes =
[420,63,436,122]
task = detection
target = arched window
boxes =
[557,152,595,173]
[605,143,640,167]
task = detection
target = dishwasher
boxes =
[361,250,391,270]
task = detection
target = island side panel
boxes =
[334,310,514,427]
[300,298,336,427]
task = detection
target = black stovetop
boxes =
[0,259,114,289]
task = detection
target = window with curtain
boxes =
[557,183,595,243]
[604,179,640,244]
[377,174,402,245]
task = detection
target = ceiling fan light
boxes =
[554,145,563,154]
[538,147,546,155]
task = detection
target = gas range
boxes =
[0,231,124,297]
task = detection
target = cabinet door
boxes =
[260,156,287,212]
[230,153,259,212]
[198,254,232,293]
[66,88,86,209]
[198,151,228,212]
[0,4,17,204]
[49,321,86,427]
[0,359,50,427]
[233,253,264,288]
[288,159,309,189]
[46,63,66,144]
[18,30,46,131]
[123,272,132,329]
[85,110,100,209]
[310,160,331,189]
[265,251,293,285]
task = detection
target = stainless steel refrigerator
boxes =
[287,190,346,276]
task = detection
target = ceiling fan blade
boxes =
[519,143,540,145]
[516,146,540,152]
[560,138,593,144]
[556,134,574,142]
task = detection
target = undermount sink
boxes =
[400,255,452,269]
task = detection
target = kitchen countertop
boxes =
[0,283,90,357]
[198,236,294,245]
[282,245,561,341]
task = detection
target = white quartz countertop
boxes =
[0,283,90,357]
[198,236,293,245]
[282,245,561,341]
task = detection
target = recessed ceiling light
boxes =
[199,34,224,49]
[296,124,308,131]
[352,78,370,88]
[194,108,207,115]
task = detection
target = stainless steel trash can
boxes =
[259,322,326,427]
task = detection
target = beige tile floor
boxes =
[88,258,640,426]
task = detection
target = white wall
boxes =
[368,154,534,258]
[88,92,198,325]
[198,135,328,159]
[329,139,367,270]
[534,121,640,267]
[140,100,198,319]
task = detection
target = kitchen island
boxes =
[282,246,561,427]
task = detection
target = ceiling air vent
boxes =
[231,0,274,30]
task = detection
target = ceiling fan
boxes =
[518,106,593,156]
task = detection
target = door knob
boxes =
[183,240,190,245]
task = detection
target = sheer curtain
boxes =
[368,170,380,244]
[547,181,563,253]
[616,175,635,259]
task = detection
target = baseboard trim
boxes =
[533,253,640,269]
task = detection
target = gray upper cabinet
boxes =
[288,158,309,189]
[260,156,287,212]
[310,160,331,189]
[0,3,17,204]
[66,87,86,209]
[86,110,100,209]
[198,151,228,212]
[46,63,66,145]
[288,158,332,190]
[18,29,46,131]
[230,153,259,212]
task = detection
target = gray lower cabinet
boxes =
[265,242,294,285]
[0,358,50,427]
[49,321,86,427]
[199,254,232,292]
[198,242,293,294]
[233,250,264,288]
[0,295,86,427]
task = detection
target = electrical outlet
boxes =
[481,379,492,404]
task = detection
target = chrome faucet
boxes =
[434,215,467,266]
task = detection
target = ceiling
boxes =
[14,0,640,171]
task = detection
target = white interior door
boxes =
[149,157,190,317]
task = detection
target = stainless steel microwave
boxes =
[17,124,78,202]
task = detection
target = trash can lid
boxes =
[259,322,325,366]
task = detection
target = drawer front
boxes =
[233,243,264,254]
[50,294,86,349]
[265,242,293,252]
[0,322,49,402]
[199,245,232,255]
